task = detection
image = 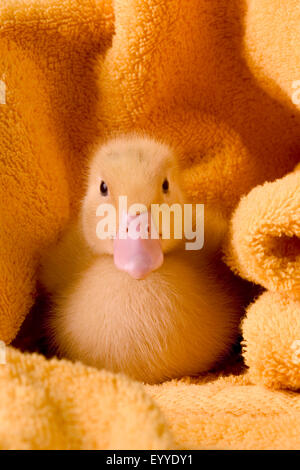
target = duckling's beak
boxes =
[113,211,164,280]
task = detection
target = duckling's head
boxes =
[81,134,185,279]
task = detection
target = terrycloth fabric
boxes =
[227,166,300,300]
[226,165,300,391]
[0,0,115,343]
[0,347,173,450]
[242,292,300,391]
[244,0,300,113]
[2,348,300,450]
[148,371,300,450]
[0,0,299,450]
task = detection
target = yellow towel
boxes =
[0,347,173,450]
[227,166,300,300]
[226,165,300,391]
[147,371,300,450]
[0,0,299,450]
[2,348,299,450]
[0,0,114,343]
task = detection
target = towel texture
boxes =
[0,0,299,449]
[227,166,300,299]
[226,165,300,391]
[2,347,300,450]
[147,371,300,450]
[0,0,114,343]
[0,347,173,450]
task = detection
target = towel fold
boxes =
[225,164,300,391]
[0,347,173,450]
[227,166,300,300]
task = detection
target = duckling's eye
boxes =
[162,178,169,193]
[100,180,108,196]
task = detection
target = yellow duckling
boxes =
[40,134,242,384]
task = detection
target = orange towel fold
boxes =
[226,165,300,391]
[227,166,300,300]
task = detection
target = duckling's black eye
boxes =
[162,178,169,193]
[100,180,108,196]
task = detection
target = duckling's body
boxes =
[40,134,242,383]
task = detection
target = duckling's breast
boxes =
[51,252,241,383]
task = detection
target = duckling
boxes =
[39,134,242,384]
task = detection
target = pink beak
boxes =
[113,211,164,279]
